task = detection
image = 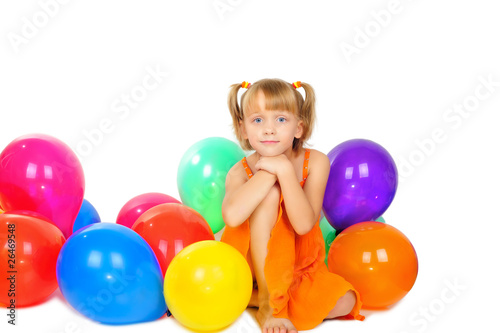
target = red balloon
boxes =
[117,192,181,228]
[132,203,214,276]
[328,222,418,309]
[6,210,55,225]
[0,213,66,307]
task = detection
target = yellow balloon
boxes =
[164,240,252,331]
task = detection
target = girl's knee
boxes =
[262,183,281,207]
[249,184,280,231]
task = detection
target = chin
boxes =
[255,150,284,157]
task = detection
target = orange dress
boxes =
[221,149,364,330]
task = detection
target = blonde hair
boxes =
[228,78,316,151]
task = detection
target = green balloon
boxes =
[375,216,386,223]
[177,137,245,234]
[319,216,337,267]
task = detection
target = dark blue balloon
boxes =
[72,199,101,233]
[322,139,398,231]
[56,223,167,324]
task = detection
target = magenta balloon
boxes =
[116,192,181,228]
[0,134,85,238]
[322,139,398,231]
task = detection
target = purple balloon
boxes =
[322,139,398,231]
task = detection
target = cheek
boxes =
[294,123,304,138]
[243,126,259,142]
[240,123,249,139]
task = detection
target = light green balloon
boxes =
[319,216,337,267]
[177,137,245,234]
[375,216,386,223]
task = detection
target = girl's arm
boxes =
[221,162,278,228]
[256,150,330,235]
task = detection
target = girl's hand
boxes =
[255,155,293,178]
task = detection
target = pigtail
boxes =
[297,82,316,145]
[228,83,253,150]
[228,83,243,128]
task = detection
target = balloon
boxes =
[117,192,180,229]
[376,215,386,223]
[0,134,85,238]
[72,199,101,233]
[177,137,245,234]
[0,212,65,307]
[56,223,166,324]
[164,240,252,331]
[132,203,214,276]
[319,216,337,266]
[328,222,418,309]
[323,139,398,231]
[5,209,54,225]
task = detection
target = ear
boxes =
[239,120,248,140]
[295,120,304,139]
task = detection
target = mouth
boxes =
[261,141,279,144]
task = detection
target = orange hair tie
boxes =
[292,81,301,89]
[241,81,251,89]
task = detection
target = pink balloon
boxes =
[0,134,85,238]
[116,192,181,228]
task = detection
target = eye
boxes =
[253,118,262,124]
[277,117,286,123]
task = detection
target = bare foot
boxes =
[256,303,298,333]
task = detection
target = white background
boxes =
[1,0,499,332]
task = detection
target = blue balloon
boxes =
[72,199,101,233]
[56,223,166,324]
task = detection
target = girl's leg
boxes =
[249,184,297,333]
[248,288,259,308]
[249,183,280,307]
[324,290,357,319]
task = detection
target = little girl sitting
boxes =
[221,79,364,332]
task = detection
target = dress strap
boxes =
[302,149,310,182]
[241,157,253,179]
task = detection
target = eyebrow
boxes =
[246,110,291,116]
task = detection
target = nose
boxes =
[264,124,275,135]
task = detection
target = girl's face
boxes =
[240,90,303,157]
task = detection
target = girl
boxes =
[221,79,364,333]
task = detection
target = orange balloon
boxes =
[0,213,65,307]
[328,222,418,309]
[132,203,214,276]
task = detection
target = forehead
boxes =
[243,89,298,116]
